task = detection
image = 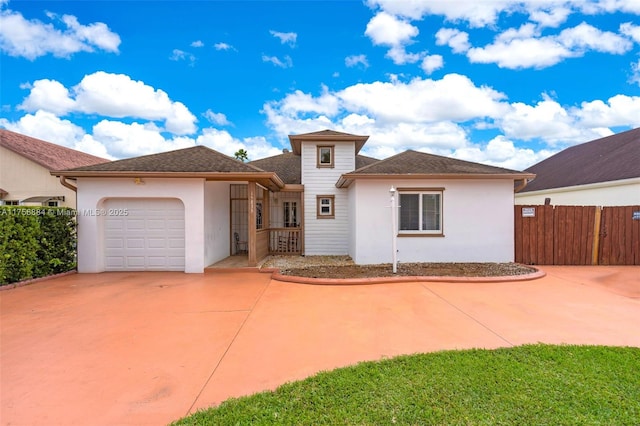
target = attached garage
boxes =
[53,145,285,273]
[103,198,185,271]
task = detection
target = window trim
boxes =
[316,145,334,168]
[397,188,444,236]
[316,195,335,219]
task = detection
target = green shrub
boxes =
[0,206,76,285]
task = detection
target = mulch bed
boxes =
[280,262,536,279]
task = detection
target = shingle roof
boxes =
[249,152,301,184]
[249,152,380,184]
[349,150,529,175]
[356,154,379,169]
[520,127,640,192]
[67,145,266,173]
[0,129,109,170]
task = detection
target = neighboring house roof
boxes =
[54,145,284,191]
[289,129,369,155]
[337,150,534,188]
[520,127,640,193]
[250,151,380,184]
[0,129,109,170]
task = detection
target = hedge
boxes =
[0,206,76,285]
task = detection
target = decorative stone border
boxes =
[271,266,546,285]
[0,270,78,291]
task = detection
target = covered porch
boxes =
[230,182,304,267]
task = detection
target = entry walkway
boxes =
[1,266,638,425]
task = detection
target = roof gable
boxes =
[288,129,369,155]
[0,129,108,170]
[521,127,640,192]
[67,145,266,173]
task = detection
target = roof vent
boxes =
[282,148,289,153]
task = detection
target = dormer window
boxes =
[317,145,334,168]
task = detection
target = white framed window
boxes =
[47,201,59,207]
[317,145,334,168]
[316,195,335,219]
[398,190,443,235]
[3,200,19,206]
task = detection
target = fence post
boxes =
[591,206,602,265]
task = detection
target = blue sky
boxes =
[1,0,640,170]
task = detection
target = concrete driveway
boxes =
[1,266,639,425]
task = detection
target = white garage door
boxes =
[104,198,185,271]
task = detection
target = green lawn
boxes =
[174,344,640,425]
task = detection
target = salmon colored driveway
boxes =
[1,266,639,425]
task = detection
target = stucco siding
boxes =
[301,142,355,255]
[515,178,640,206]
[351,179,516,264]
[204,181,231,266]
[76,177,206,273]
[0,146,77,207]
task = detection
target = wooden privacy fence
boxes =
[515,205,640,265]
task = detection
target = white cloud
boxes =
[365,11,418,46]
[385,45,424,64]
[528,5,571,27]
[558,22,631,53]
[197,128,282,160]
[269,30,297,47]
[365,0,636,28]
[18,72,198,135]
[574,95,640,127]
[0,6,120,60]
[420,54,443,74]
[19,79,76,115]
[435,28,470,53]
[169,49,196,65]
[345,54,369,68]
[0,110,85,148]
[467,22,631,69]
[214,42,234,51]
[620,22,640,43]
[631,59,640,86]
[203,109,232,126]
[190,40,204,47]
[277,87,340,117]
[452,135,557,170]
[500,97,579,143]
[468,37,571,69]
[74,72,197,134]
[338,74,508,123]
[262,54,293,68]
[89,120,194,158]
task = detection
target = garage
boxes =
[103,198,185,271]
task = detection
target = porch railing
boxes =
[269,228,301,254]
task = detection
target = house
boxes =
[0,129,109,207]
[52,130,534,273]
[515,127,640,206]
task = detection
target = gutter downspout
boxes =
[59,176,77,192]
[514,178,530,193]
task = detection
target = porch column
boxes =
[248,181,257,266]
